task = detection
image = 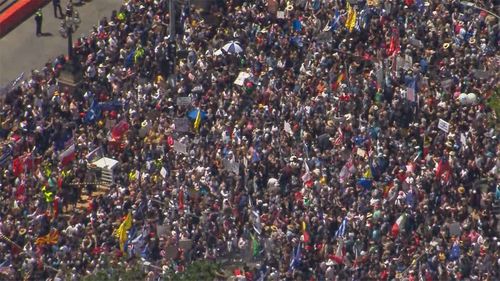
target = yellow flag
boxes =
[193,110,201,131]
[345,2,357,32]
[115,212,132,251]
[302,221,307,233]
[364,167,372,179]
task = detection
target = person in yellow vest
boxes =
[35,9,43,36]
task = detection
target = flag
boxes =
[448,242,460,260]
[22,152,34,173]
[250,233,260,257]
[391,213,407,237]
[178,189,184,211]
[251,210,262,235]
[84,99,101,124]
[289,243,301,270]
[301,160,312,184]
[59,144,75,166]
[111,120,130,140]
[12,156,24,177]
[335,217,348,238]
[35,230,59,245]
[251,150,261,163]
[86,146,103,162]
[339,160,353,184]
[357,178,372,189]
[333,71,346,90]
[406,79,416,102]
[193,109,201,131]
[387,33,400,56]
[329,239,345,264]
[345,2,357,32]
[435,157,451,181]
[115,212,133,252]
[302,221,310,243]
[0,146,12,166]
[330,10,341,31]
[334,127,344,146]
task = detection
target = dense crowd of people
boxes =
[0,0,499,280]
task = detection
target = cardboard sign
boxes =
[438,119,450,133]
[173,141,188,155]
[174,118,190,133]
[176,96,192,107]
[234,72,251,86]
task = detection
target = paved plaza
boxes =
[0,0,121,85]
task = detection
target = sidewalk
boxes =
[0,0,121,85]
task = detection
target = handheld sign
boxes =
[438,119,450,133]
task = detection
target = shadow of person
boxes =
[41,32,53,37]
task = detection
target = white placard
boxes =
[173,141,188,155]
[234,72,251,86]
[160,167,167,178]
[438,119,450,133]
[284,121,293,135]
[176,96,192,106]
[357,148,366,157]
[277,11,285,19]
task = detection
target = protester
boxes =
[0,0,498,280]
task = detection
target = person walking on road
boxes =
[53,0,63,18]
[34,9,43,36]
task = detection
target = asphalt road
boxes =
[0,0,122,85]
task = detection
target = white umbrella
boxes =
[222,41,243,54]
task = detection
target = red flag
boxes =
[178,190,184,210]
[59,144,75,166]
[387,33,400,56]
[435,158,451,180]
[12,157,24,177]
[111,120,129,140]
[22,152,34,173]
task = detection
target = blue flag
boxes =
[289,243,301,270]
[330,10,341,31]
[449,243,460,261]
[84,99,101,124]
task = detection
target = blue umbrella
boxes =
[187,109,208,120]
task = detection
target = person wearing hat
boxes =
[35,9,43,36]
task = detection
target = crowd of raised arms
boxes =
[0,0,498,280]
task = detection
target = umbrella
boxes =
[187,109,208,120]
[222,41,243,54]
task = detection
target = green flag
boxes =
[250,234,259,257]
